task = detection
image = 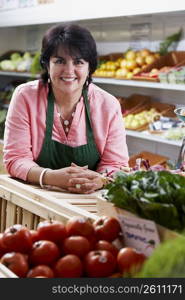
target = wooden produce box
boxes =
[128,151,169,168]
[133,51,185,82]
[118,94,151,116]
[0,263,18,278]
[0,175,101,277]
[124,100,176,131]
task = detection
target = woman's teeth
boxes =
[61,78,76,82]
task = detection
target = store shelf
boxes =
[93,77,185,91]
[1,72,185,91]
[0,71,38,78]
[126,129,182,147]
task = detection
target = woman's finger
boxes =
[71,162,88,169]
[67,182,98,194]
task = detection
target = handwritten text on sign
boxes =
[117,214,160,257]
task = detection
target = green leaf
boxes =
[159,28,183,55]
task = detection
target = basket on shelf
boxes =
[118,94,151,116]
[124,100,176,131]
[0,50,24,61]
[128,151,169,168]
[133,51,185,82]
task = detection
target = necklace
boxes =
[57,108,76,134]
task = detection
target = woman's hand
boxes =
[67,166,104,194]
[45,164,103,194]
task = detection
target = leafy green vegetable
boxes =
[159,28,183,55]
[30,52,42,75]
[137,236,185,277]
[105,170,185,231]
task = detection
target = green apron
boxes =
[36,87,100,170]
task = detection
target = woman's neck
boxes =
[52,87,82,107]
[52,86,83,119]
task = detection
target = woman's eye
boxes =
[74,59,84,65]
[54,59,64,64]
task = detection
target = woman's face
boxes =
[48,48,89,95]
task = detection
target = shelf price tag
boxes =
[117,213,160,257]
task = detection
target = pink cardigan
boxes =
[3,80,129,181]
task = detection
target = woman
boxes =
[3,23,129,194]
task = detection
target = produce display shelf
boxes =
[1,72,185,91]
[93,77,185,91]
[126,130,182,147]
[0,71,39,78]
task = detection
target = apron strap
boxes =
[45,88,55,140]
[82,87,94,141]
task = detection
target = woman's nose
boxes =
[63,61,75,73]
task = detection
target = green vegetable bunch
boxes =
[137,236,185,277]
[159,28,183,55]
[105,170,185,231]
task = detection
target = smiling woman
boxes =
[3,23,129,194]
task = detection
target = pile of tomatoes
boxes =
[0,216,146,278]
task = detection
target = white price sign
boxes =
[118,213,160,257]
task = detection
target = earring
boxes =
[48,75,50,83]
[85,76,89,87]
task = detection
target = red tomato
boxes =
[65,216,94,238]
[93,216,121,242]
[1,252,29,277]
[37,220,67,243]
[88,235,98,250]
[95,240,119,257]
[62,236,90,258]
[30,230,40,243]
[84,250,117,277]
[54,254,83,278]
[29,240,60,266]
[117,247,146,273]
[27,265,54,278]
[33,276,48,278]
[2,224,32,253]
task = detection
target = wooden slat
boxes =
[0,198,7,232]
[33,215,40,230]
[6,201,17,228]
[0,263,18,278]
[16,206,22,224]
[22,209,34,229]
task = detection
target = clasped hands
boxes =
[47,163,104,194]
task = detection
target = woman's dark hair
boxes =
[40,23,98,85]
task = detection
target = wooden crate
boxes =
[133,51,185,82]
[0,175,100,277]
[118,94,151,116]
[0,263,18,278]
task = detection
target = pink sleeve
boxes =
[96,101,129,174]
[3,85,38,181]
